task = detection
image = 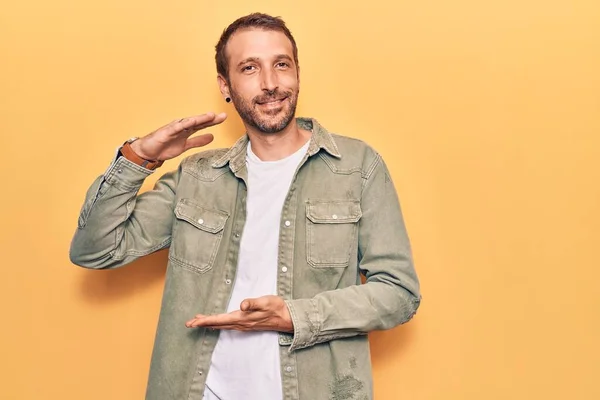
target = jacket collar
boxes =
[211,117,341,172]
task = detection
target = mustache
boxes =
[253,89,292,104]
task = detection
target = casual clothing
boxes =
[205,139,310,399]
[70,117,421,400]
[202,385,221,400]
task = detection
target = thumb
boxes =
[185,133,214,150]
[240,297,263,312]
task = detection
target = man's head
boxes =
[215,13,300,134]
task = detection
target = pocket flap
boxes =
[306,200,362,223]
[175,198,229,233]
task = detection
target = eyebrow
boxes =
[237,54,294,68]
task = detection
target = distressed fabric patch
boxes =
[330,374,364,400]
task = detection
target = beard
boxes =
[230,86,299,134]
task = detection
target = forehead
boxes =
[225,28,294,64]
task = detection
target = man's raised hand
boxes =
[130,112,227,161]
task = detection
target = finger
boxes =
[174,112,227,136]
[240,300,253,312]
[204,325,254,331]
[241,296,272,312]
[185,313,206,327]
[164,113,214,138]
[189,312,241,328]
[186,321,239,329]
[178,112,216,129]
[185,113,227,134]
[184,133,214,150]
[193,111,227,128]
[178,112,227,140]
[186,317,208,328]
[198,314,266,330]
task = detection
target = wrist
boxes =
[281,302,294,333]
[129,139,145,157]
[120,138,164,170]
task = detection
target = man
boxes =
[70,12,421,400]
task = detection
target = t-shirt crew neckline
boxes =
[247,138,311,165]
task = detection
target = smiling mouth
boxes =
[256,97,288,105]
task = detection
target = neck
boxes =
[246,118,311,161]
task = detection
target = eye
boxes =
[276,62,289,68]
[242,65,256,72]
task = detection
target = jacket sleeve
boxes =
[285,153,421,351]
[69,153,180,270]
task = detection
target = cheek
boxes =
[232,78,260,99]
[282,74,300,92]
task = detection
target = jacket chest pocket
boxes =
[169,198,229,274]
[305,200,362,268]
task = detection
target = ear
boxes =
[217,74,230,100]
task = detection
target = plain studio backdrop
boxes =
[0,1,598,399]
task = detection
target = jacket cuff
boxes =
[284,298,321,352]
[103,152,155,189]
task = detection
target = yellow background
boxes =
[1,1,599,399]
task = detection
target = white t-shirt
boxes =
[204,138,310,400]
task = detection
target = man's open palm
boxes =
[185,295,294,333]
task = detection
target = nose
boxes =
[260,66,278,93]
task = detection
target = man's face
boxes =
[222,28,299,134]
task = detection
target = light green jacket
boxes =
[69,117,421,400]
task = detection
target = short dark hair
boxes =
[215,12,299,81]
